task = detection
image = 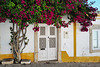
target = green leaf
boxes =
[17,5,21,9]
[9,2,15,7]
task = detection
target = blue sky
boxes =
[88,0,100,11]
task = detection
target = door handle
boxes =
[41,48,45,50]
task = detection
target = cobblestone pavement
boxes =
[0,62,100,67]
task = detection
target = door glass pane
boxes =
[40,27,45,35]
[50,27,55,35]
[93,31,98,48]
[49,38,56,48]
[39,38,46,49]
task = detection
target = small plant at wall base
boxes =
[0,0,98,63]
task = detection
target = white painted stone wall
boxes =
[0,16,74,57]
[61,15,74,57]
[1,16,100,58]
[22,24,34,53]
[0,20,12,54]
[77,17,100,56]
[0,19,34,54]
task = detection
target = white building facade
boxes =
[0,14,100,62]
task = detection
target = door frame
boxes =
[34,23,61,62]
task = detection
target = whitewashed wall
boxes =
[0,16,74,57]
[0,20,11,54]
[0,19,34,54]
[61,15,74,56]
[1,16,100,57]
[77,17,100,56]
[22,24,34,53]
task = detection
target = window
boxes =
[92,30,100,48]
[90,25,100,53]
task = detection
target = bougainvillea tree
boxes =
[0,0,98,63]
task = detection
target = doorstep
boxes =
[37,60,59,64]
[2,59,14,65]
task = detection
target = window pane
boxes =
[93,31,98,39]
[98,31,100,47]
[93,40,98,48]
[93,31,98,48]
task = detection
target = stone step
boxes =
[2,58,14,65]
[21,59,31,64]
[38,61,58,64]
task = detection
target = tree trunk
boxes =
[9,23,29,63]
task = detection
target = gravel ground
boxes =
[0,62,100,67]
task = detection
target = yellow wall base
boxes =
[61,51,100,62]
[61,51,74,62]
[1,51,100,62]
[0,54,13,60]
[0,53,34,62]
[21,53,34,62]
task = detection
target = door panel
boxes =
[50,27,55,35]
[48,26,57,60]
[49,38,56,48]
[39,38,46,49]
[40,27,45,35]
[38,25,48,61]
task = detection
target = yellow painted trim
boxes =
[96,14,100,19]
[61,51,74,62]
[73,22,76,57]
[1,51,100,62]
[96,18,100,19]
[98,14,100,17]
[21,53,34,62]
[0,53,34,62]
[61,51,100,62]
[75,57,100,62]
[0,54,13,60]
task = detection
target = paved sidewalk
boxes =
[0,62,100,67]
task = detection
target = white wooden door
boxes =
[48,26,57,60]
[38,24,48,61]
[38,24,57,61]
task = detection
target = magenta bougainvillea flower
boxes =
[0,0,98,32]
[21,0,25,4]
[33,27,39,32]
[0,17,6,23]
[30,11,34,15]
